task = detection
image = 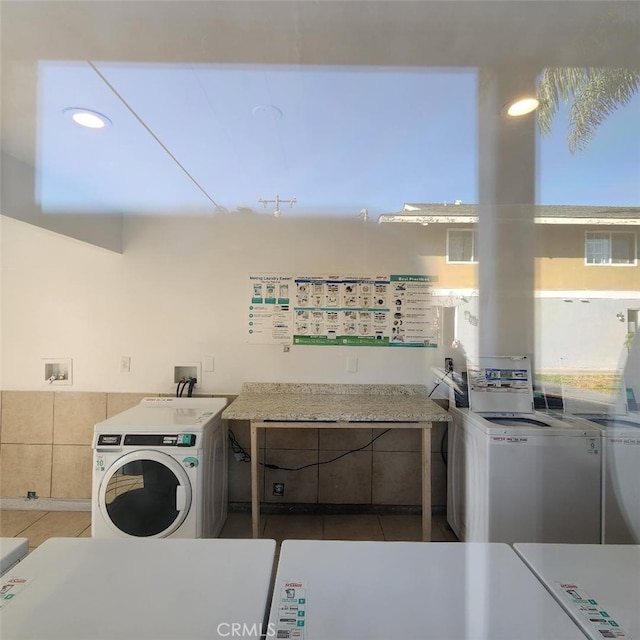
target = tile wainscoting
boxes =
[0,391,449,510]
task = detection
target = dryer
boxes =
[447,356,602,544]
[92,397,227,539]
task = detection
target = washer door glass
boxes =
[99,450,192,537]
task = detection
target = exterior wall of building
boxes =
[426,224,639,293]
[535,225,640,291]
[443,294,637,373]
[421,227,478,290]
[428,223,639,373]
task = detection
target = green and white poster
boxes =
[247,273,440,347]
[247,274,294,345]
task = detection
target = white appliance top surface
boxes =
[0,537,276,640]
[450,406,602,437]
[0,538,29,576]
[570,413,640,435]
[514,543,640,640]
[468,355,534,415]
[268,540,585,639]
[95,397,228,431]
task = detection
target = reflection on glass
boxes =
[105,460,179,537]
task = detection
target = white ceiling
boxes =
[35,60,478,215]
[1,1,639,240]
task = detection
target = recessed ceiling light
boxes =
[503,97,539,117]
[251,104,283,120]
[63,107,112,129]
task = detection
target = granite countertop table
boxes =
[222,383,452,423]
[224,383,450,541]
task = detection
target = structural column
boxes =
[476,67,538,359]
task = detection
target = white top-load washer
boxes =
[0,538,28,576]
[0,537,276,640]
[268,540,586,640]
[557,385,640,544]
[514,543,640,640]
[447,356,602,544]
[577,413,639,544]
[92,397,227,539]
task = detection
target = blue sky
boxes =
[38,63,640,215]
[538,94,640,207]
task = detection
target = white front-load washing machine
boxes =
[447,356,602,544]
[92,397,227,538]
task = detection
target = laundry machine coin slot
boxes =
[97,434,122,446]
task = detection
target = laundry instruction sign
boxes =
[247,275,294,345]
[247,273,440,347]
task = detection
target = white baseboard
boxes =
[0,497,91,511]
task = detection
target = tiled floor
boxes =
[1,510,458,552]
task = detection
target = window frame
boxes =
[446,228,478,264]
[584,230,637,267]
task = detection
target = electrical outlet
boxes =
[272,482,285,497]
[120,356,131,373]
[445,358,454,373]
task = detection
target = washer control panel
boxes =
[96,433,197,447]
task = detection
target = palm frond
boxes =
[536,67,640,153]
[567,69,640,153]
[536,68,591,135]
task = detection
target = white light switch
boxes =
[203,356,215,372]
[346,357,358,373]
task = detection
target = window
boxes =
[447,229,477,263]
[585,231,636,265]
[628,309,639,335]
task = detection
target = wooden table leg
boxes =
[250,422,260,538]
[422,426,432,542]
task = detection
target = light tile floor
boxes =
[1,510,458,553]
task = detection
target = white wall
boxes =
[446,293,635,373]
[1,152,123,252]
[536,297,635,373]
[1,214,445,394]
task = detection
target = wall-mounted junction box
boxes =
[173,362,202,385]
[44,358,72,385]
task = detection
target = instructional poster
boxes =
[466,356,534,414]
[467,365,530,393]
[247,275,294,345]
[247,273,440,347]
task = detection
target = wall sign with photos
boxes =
[247,273,440,348]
